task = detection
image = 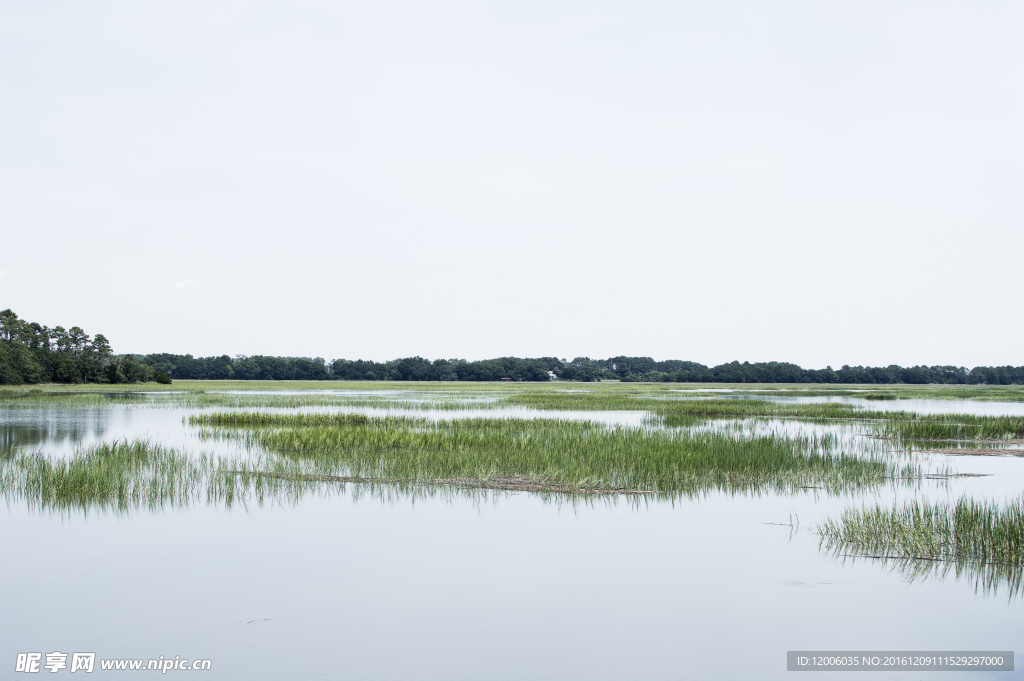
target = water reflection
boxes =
[825,551,1022,602]
[0,408,110,454]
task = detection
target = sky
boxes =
[2,1,1022,369]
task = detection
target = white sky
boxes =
[2,1,1021,368]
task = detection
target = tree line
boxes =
[134,353,1024,385]
[137,354,563,382]
[613,359,1024,385]
[2,309,1021,385]
[0,309,169,385]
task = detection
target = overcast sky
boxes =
[2,1,1021,368]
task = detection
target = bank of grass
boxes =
[194,412,922,495]
[0,440,203,512]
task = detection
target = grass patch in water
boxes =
[818,497,1024,598]
[0,389,152,407]
[196,412,924,496]
[0,414,935,513]
[879,415,1024,442]
[503,392,891,421]
[0,439,203,512]
[193,412,370,427]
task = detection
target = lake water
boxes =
[2,391,1021,679]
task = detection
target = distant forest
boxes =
[2,309,1022,385]
[136,353,1024,385]
[0,309,169,385]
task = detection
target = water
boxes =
[2,391,1022,679]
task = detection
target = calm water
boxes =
[2,393,1022,679]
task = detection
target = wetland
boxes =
[2,381,1023,679]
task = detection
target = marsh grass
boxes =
[503,392,894,420]
[0,410,936,513]
[0,438,354,513]
[191,412,370,427]
[197,412,924,496]
[818,497,1024,598]
[0,387,501,412]
[880,415,1024,442]
[659,401,887,423]
[504,392,1024,442]
[0,389,151,407]
[862,385,1024,402]
[683,385,1024,402]
[0,439,204,512]
[9,381,1024,413]
[169,392,498,411]
[2,384,1009,512]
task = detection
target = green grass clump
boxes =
[880,414,1024,442]
[819,497,1024,566]
[503,392,894,422]
[0,389,152,407]
[191,412,370,427]
[205,413,920,495]
[818,496,1024,598]
[657,401,887,422]
[0,439,203,512]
